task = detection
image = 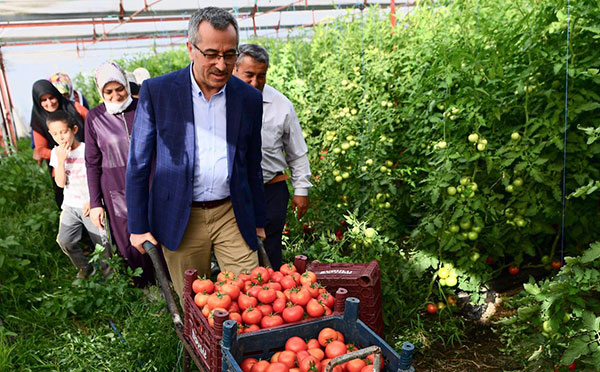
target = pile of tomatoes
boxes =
[240,328,383,372]
[191,263,337,332]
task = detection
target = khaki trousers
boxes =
[162,200,258,300]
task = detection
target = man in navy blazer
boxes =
[126,7,266,298]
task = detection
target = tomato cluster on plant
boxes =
[192,264,336,332]
[240,327,384,372]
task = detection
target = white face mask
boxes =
[104,95,133,114]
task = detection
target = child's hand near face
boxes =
[82,202,90,217]
[56,143,71,164]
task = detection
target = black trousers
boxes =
[263,181,289,271]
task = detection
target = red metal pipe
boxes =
[0,47,18,152]
[0,15,190,29]
[3,33,187,48]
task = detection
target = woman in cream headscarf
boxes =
[84,61,158,287]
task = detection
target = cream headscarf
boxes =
[94,61,133,114]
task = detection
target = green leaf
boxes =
[582,311,600,331]
[523,283,541,295]
[581,242,600,263]
[561,337,589,364]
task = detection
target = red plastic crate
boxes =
[294,256,384,337]
[182,269,350,372]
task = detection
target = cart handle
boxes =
[324,345,383,372]
[143,241,183,330]
[257,237,272,269]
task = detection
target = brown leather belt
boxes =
[192,196,230,209]
[266,173,290,185]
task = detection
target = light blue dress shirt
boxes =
[189,64,230,202]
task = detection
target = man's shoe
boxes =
[76,266,95,280]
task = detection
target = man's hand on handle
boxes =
[256,227,266,241]
[291,195,309,220]
[130,232,158,254]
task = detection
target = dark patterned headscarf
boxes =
[30,79,84,148]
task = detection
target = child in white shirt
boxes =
[48,111,112,280]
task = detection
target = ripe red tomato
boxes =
[325,341,347,359]
[426,303,437,314]
[272,298,287,314]
[257,304,274,316]
[241,358,258,372]
[285,336,308,353]
[258,287,278,304]
[271,271,284,283]
[291,288,312,306]
[318,328,338,347]
[192,278,214,294]
[242,307,263,325]
[346,359,367,372]
[335,331,344,343]
[229,312,242,324]
[304,283,321,298]
[251,266,271,284]
[299,356,322,372]
[364,354,384,370]
[321,360,342,372]
[318,292,335,309]
[194,292,210,308]
[280,275,297,290]
[296,350,310,363]
[247,285,262,298]
[245,324,260,333]
[306,298,325,318]
[360,365,374,372]
[271,352,281,363]
[568,362,577,371]
[300,271,317,286]
[228,301,240,313]
[307,348,325,362]
[551,260,563,270]
[218,270,236,283]
[207,292,232,310]
[283,304,304,323]
[238,293,258,311]
[261,314,284,328]
[267,362,290,372]
[265,282,283,292]
[221,282,241,300]
[307,338,320,350]
[290,272,302,285]
[251,360,270,372]
[280,263,297,275]
[486,257,494,264]
[508,266,519,275]
[277,350,297,369]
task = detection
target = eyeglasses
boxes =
[191,43,238,64]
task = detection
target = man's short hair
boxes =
[188,7,239,45]
[236,44,270,67]
[46,110,76,129]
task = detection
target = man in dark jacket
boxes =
[126,7,266,298]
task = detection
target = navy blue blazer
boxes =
[126,65,266,251]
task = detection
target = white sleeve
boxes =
[282,101,312,194]
[49,147,58,168]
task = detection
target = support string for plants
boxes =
[359,2,368,197]
[560,0,571,264]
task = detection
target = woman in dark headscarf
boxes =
[85,61,159,287]
[30,79,87,208]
